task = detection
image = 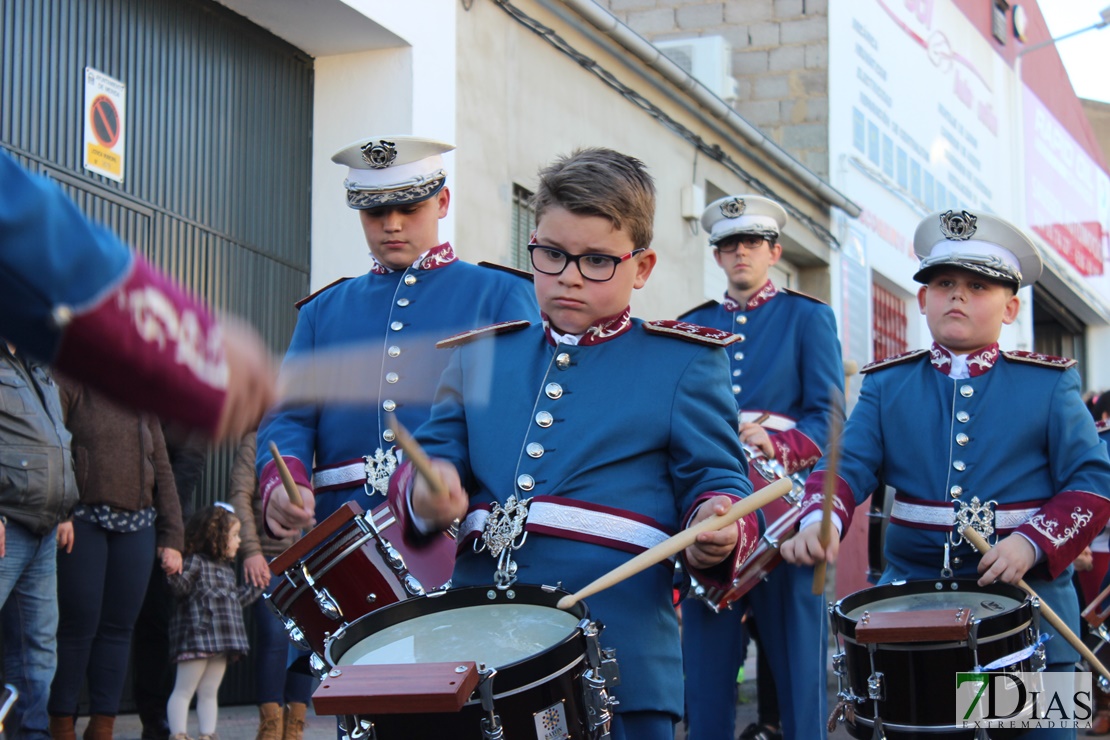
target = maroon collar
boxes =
[369,242,457,275]
[929,342,1000,377]
[543,307,632,347]
[722,280,777,312]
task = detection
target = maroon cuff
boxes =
[54,255,228,435]
[683,492,762,592]
[1015,490,1110,579]
[799,471,856,535]
[259,457,311,539]
[770,429,822,476]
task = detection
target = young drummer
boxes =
[784,209,1110,739]
[389,148,761,740]
[679,195,843,740]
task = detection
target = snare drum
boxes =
[830,580,1040,739]
[314,585,620,740]
[267,502,436,656]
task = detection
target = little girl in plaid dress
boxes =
[167,504,264,740]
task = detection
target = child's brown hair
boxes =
[532,147,656,250]
[183,504,238,561]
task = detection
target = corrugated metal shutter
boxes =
[2,0,313,709]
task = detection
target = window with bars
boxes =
[510,184,536,272]
[872,282,908,361]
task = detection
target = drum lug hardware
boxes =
[308,653,326,679]
[329,668,342,677]
[340,715,375,740]
[832,651,846,677]
[280,617,311,652]
[365,593,376,604]
[1032,642,1047,672]
[867,671,884,701]
[403,574,426,597]
[314,587,342,621]
[871,716,886,739]
[476,664,504,740]
[1096,624,1110,648]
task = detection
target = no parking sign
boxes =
[83,68,126,182]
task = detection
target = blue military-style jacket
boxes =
[389,313,759,719]
[256,246,538,521]
[803,343,1110,665]
[680,282,843,472]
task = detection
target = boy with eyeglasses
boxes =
[678,195,844,740]
[387,148,762,740]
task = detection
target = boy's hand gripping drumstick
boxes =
[386,413,447,498]
[556,477,793,611]
[812,389,844,595]
[268,441,303,508]
[962,526,1110,683]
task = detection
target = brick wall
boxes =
[599,0,830,178]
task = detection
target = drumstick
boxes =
[813,389,844,595]
[268,441,304,508]
[556,477,794,611]
[1083,580,1110,627]
[386,412,447,498]
[962,526,1110,683]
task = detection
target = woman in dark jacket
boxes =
[48,378,184,740]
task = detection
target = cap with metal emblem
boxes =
[700,194,788,246]
[912,209,1042,288]
[331,135,455,210]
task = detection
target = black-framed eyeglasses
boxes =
[527,244,647,282]
[714,232,778,254]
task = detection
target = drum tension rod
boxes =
[476,664,503,740]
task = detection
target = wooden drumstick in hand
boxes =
[962,526,1110,683]
[386,413,447,498]
[268,441,303,508]
[557,477,794,611]
[813,388,844,595]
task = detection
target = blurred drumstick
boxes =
[557,477,794,611]
[813,389,844,595]
[962,526,1110,683]
[1083,580,1110,628]
[752,412,770,425]
[268,441,304,508]
[386,412,447,498]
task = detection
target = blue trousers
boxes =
[683,563,828,740]
[0,522,59,740]
[49,519,155,716]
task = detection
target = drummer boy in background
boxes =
[783,209,1110,739]
[679,195,843,740]
[258,136,537,547]
[389,147,761,740]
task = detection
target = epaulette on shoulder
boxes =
[1001,350,1076,370]
[642,320,739,347]
[294,277,354,310]
[677,300,719,321]
[861,349,928,374]
[781,287,829,306]
[436,320,532,349]
[478,261,534,282]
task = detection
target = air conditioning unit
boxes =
[656,36,739,104]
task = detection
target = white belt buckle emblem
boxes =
[952,496,998,546]
[363,447,398,497]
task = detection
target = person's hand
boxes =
[243,553,271,589]
[684,496,740,569]
[159,547,183,576]
[739,423,774,458]
[265,484,315,538]
[56,521,74,553]
[213,318,278,442]
[781,521,839,566]
[1074,546,1095,573]
[977,535,1036,587]
[411,459,468,530]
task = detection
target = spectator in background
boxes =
[48,380,184,740]
[131,424,210,740]
[229,432,315,740]
[0,341,79,740]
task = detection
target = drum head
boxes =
[325,585,590,688]
[835,580,1030,640]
